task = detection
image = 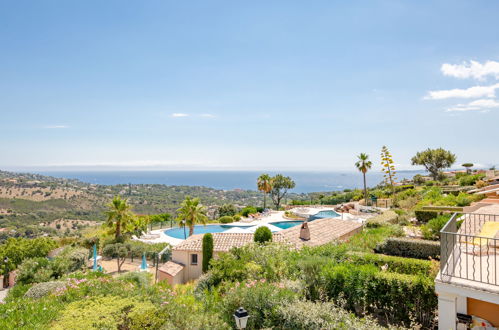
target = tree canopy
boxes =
[270,174,295,210]
[257,174,273,209]
[176,196,208,237]
[105,196,135,239]
[411,148,456,180]
[355,153,372,205]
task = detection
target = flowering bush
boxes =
[24,281,66,299]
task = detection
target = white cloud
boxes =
[441,60,499,80]
[171,113,189,118]
[425,83,499,100]
[44,125,69,129]
[446,99,499,112]
[199,113,215,118]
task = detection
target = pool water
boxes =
[309,210,340,220]
[164,210,340,239]
[165,224,239,239]
[271,220,304,229]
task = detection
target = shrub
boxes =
[202,233,214,272]
[459,173,485,186]
[24,281,66,299]
[421,214,451,240]
[413,174,425,185]
[232,214,241,221]
[4,283,31,302]
[51,296,162,329]
[398,196,419,210]
[16,258,51,285]
[117,271,151,289]
[220,281,298,329]
[365,210,398,228]
[58,247,89,273]
[414,210,438,223]
[218,216,234,224]
[320,263,437,328]
[17,246,91,285]
[375,237,440,260]
[277,300,386,330]
[217,204,238,217]
[241,206,258,217]
[254,226,272,243]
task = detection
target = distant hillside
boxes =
[0,170,306,238]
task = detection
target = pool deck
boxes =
[134,209,364,246]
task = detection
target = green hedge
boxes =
[414,210,439,223]
[375,237,440,260]
[320,263,437,328]
[343,251,434,276]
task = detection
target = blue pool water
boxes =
[271,221,304,229]
[165,225,234,239]
[309,210,340,220]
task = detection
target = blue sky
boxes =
[1,1,499,172]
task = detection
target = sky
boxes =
[1,1,499,172]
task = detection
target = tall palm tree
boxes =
[176,196,208,237]
[105,196,134,239]
[355,153,373,206]
[257,174,273,209]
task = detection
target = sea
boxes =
[35,170,425,194]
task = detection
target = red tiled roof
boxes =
[173,233,286,252]
[173,218,362,251]
[159,261,184,276]
[277,218,363,248]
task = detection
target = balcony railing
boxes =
[440,213,499,287]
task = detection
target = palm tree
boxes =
[105,196,134,239]
[176,196,208,237]
[355,153,373,206]
[257,174,273,209]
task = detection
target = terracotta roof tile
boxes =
[159,261,184,276]
[276,218,363,248]
[173,218,362,251]
[173,233,286,252]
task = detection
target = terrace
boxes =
[438,212,499,294]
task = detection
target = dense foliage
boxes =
[254,226,272,243]
[0,237,57,276]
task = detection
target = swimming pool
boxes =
[164,224,245,239]
[308,210,340,220]
[270,220,304,230]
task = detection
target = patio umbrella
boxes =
[140,252,147,271]
[93,244,97,271]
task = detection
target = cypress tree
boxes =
[202,233,213,272]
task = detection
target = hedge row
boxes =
[343,251,434,276]
[320,263,437,328]
[375,237,440,260]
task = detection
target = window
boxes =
[190,254,198,265]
